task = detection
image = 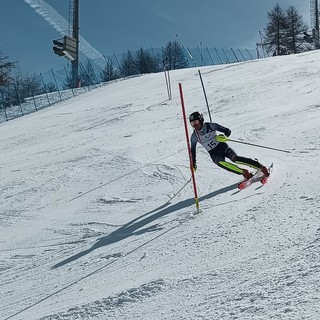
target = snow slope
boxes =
[1,50,320,320]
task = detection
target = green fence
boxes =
[0,47,259,123]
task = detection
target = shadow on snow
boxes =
[52,183,238,269]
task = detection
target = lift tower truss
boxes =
[310,0,320,48]
[53,0,79,88]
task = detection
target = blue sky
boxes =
[0,0,311,75]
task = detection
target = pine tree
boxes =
[285,6,309,54]
[46,82,58,93]
[20,73,44,98]
[100,58,118,82]
[120,50,137,77]
[0,51,15,86]
[134,48,160,74]
[7,68,24,105]
[79,59,98,86]
[63,69,74,89]
[162,41,188,70]
[264,4,288,55]
[264,4,310,55]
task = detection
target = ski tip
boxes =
[238,182,246,190]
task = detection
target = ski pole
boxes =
[176,34,198,67]
[216,135,291,154]
[163,60,171,100]
[198,70,212,122]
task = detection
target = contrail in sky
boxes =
[24,0,105,66]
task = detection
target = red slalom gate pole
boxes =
[179,83,200,213]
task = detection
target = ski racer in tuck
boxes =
[189,111,269,180]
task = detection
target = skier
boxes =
[189,111,269,180]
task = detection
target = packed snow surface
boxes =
[1,50,320,319]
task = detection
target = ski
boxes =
[238,170,261,190]
[261,163,273,185]
[238,163,273,190]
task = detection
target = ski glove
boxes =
[192,163,197,172]
[216,134,229,143]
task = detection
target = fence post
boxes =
[246,49,254,60]
[64,66,75,97]
[206,47,215,65]
[31,91,38,111]
[40,73,51,106]
[13,84,23,116]
[214,47,223,64]
[231,48,239,62]
[51,68,62,101]
[238,48,246,61]
[222,48,230,63]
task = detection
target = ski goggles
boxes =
[190,120,200,127]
